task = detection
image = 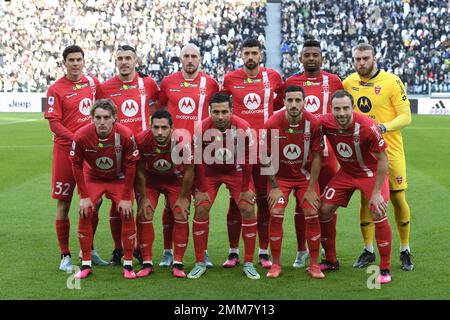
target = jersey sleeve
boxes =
[384,76,411,131]
[94,77,104,100]
[157,78,168,109]
[145,77,160,107]
[44,85,62,120]
[367,124,388,154]
[221,75,232,95]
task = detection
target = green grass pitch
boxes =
[0,113,449,300]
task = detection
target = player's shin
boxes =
[373,216,392,270]
[241,216,258,263]
[55,219,70,255]
[256,196,270,251]
[109,204,122,250]
[269,213,284,265]
[78,210,93,262]
[173,218,189,262]
[162,206,174,251]
[294,203,307,252]
[320,216,337,263]
[227,198,242,249]
[305,212,321,266]
[121,213,136,261]
[137,216,154,263]
[360,198,375,250]
[192,215,209,263]
[390,190,411,249]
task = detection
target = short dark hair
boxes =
[303,39,321,49]
[90,99,117,118]
[242,38,262,50]
[210,92,232,109]
[284,85,305,99]
[331,90,354,107]
[151,109,173,126]
[117,45,136,53]
[62,45,84,61]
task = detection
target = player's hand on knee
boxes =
[118,200,133,219]
[79,198,94,219]
[195,191,211,207]
[137,197,154,220]
[173,197,190,220]
[268,187,284,209]
[369,193,387,218]
[302,189,320,211]
[239,190,256,206]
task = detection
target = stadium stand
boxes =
[0,0,267,92]
[280,0,450,94]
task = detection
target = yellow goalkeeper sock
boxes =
[360,196,374,250]
[390,190,411,249]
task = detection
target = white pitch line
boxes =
[0,119,44,125]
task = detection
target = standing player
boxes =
[343,43,413,271]
[71,99,140,279]
[275,39,343,268]
[222,38,283,269]
[44,45,108,272]
[187,93,259,280]
[263,85,324,279]
[134,110,194,278]
[158,43,219,268]
[99,45,159,265]
[319,90,393,284]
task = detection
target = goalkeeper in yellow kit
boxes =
[343,43,414,271]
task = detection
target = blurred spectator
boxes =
[280,0,449,94]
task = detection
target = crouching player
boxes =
[70,99,140,279]
[134,110,194,278]
[263,85,324,279]
[319,90,393,284]
[188,92,260,280]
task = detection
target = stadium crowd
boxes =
[281,0,450,94]
[0,0,266,92]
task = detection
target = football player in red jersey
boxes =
[44,45,107,272]
[263,85,324,279]
[134,110,194,278]
[187,92,260,280]
[318,90,393,284]
[99,45,159,266]
[275,39,343,268]
[222,38,283,269]
[157,43,219,268]
[70,99,140,279]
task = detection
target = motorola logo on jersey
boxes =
[79,98,92,116]
[304,95,321,113]
[243,93,261,110]
[95,157,114,170]
[178,97,196,114]
[283,144,301,160]
[336,142,353,158]
[121,99,139,117]
[153,159,172,171]
[357,96,372,113]
[215,148,233,163]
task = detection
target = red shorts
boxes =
[321,170,390,208]
[202,170,255,205]
[270,178,319,210]
[146,178,189,210]
[51,143,76,201]
[84,176,132,207]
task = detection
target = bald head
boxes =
[180,43,201,78]
[180,43,201,58]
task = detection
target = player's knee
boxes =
[56,199,71,218]
[270,208,284,216]
[318,204,334,221]
[239,204,254,219]
[195,204,210,219]
[303,209,318,218]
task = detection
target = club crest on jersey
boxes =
[304,95,321,113]
[396,176,403,184]
[178,97,196,114]
[121,99,139,117]
[73,83,88,90]
[153,159,172,171]
[244,78,262,84]
[375,86,382,95]
[180,82,198,88]
[336,142,353,158]
[79,98,92,116]
[243,93,261,110]
[283,144,301,160]
[120,84,137,90]
[95,157,114,170]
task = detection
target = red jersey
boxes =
[264,110,323,180]
[70,122,140,197]
[99,74,159,134]
[44,74,101,146]
[136,129,192,180]
[159,71,219,135]
[222,67,283,130]
[320,113,387,178]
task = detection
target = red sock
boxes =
[162,207,174,251]
[305,214,321,266]
[137,216,154,262]
[109,205,122,250]
[320,217,337,263]
[204,216,210,251]
[256,197,269,250]
[227,198,241,249]
[374,217,392,270]
[192,216,209,263]
[269,214,284,265]
[121,214,136,261]
[55,219,70,255]
[91,213,99,249]
[173,219,189,262]
[294,202,307,252]
[78,210,93,261]
[242,218,257,263]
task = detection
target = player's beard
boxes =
[245,60,258,70]
[183,64,198,75]
[357,62,375,78]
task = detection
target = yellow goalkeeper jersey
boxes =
[343,70,411,161]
